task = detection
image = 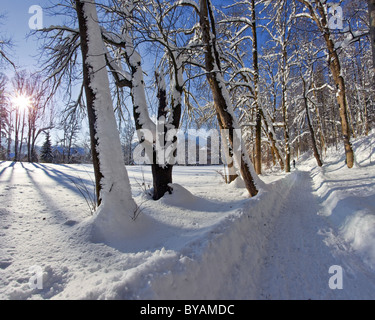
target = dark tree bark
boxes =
[302,78,323,167]
[152,71,173,200]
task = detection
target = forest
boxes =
[0,0,373,207]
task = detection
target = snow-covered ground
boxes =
[0,132,375,300]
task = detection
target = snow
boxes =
[311,133,375,271]
[1,132,375,300]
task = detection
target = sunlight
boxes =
[12,94,32,111]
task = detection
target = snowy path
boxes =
[254,169,375,300]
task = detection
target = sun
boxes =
[12,94,32,111]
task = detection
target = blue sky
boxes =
[1,1,83,144]
[2,0,60,76]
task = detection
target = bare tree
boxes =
[300,72,323,167]
[219,0,263,175]
[11,71,54,162]
[102,0,186,200]
[198,0,261,196]
[295,0,355,168]
[0,13,15,70]
[58,110,82,163]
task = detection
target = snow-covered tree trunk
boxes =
[114,1,184,200]
[152,57,183,200]
[152,71,173,200]
[199,0,262,197]
[75,0,136,216]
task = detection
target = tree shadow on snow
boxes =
[0,161,16,177]
[30,163,96,200]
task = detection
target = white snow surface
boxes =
[1,132,375,299]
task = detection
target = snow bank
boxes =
[160,183,204,209]
[311,132,375,270]
[71,173,298,299]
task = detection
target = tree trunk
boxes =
[76,0,104,205]
[7,126,11,161]
[250,0,262,175]
[217,114,238,183]
[297,0,354,168]
[281,44,290,173]
[318,4,354,168]
[254,110,262,175]
[199,0,259,197]
[14,110,19,161]
[334,73,354,168]
[19,111,25,161]
[152,163,173,200]
[76,0,136,215]
[31,130,38,162]
[152,71,174,200]
[311,83,326,156]
[303,78,323,167]
[364,97,369,136]
[260,110,285,171]
[27,125,31,162]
